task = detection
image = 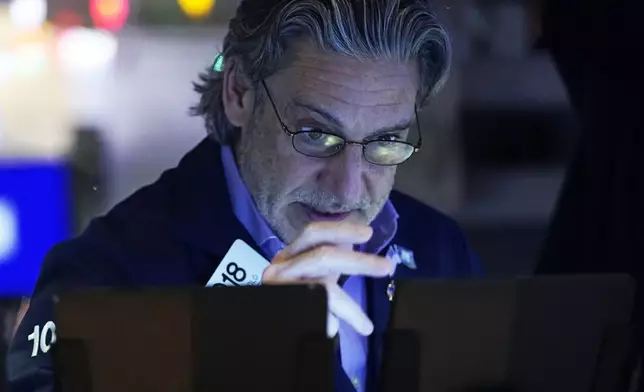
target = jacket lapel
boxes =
[170,138,264,279]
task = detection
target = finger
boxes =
[259,275,370,336]
[275,246,394,279]
[326,282,374,336]
[327,314,340,338]
[262,249,291,281]
[285,222,373,256]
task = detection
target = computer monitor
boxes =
[383,274,636,392]
[53,285,332,392]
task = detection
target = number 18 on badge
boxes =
[206,240,271,287]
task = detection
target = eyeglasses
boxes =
[261,80,422,166]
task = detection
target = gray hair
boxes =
[191,0,451,145]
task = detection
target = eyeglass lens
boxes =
[292,131,415,165]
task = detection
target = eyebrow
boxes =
[291,98,414,137]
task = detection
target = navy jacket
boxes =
[6,138,483,392]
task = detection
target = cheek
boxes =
[272,141,323,193]
[275,135,321,174]
[282,155,322,187]
[273,127,307,166]
[366,166,397,194]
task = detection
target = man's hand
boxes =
[262,222,394,338]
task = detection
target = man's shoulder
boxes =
[42,168,195,286]
[41,139,238,288]
[6,142,231,392]
[388,190,483,277]
[389,190,461,232]
[4,172,188,392]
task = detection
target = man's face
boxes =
[235,43,419,243]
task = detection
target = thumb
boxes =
[327,314,339,338]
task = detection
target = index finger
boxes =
[276,246,394,279]
[284,222,373,256]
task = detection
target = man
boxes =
[6,1,482,392]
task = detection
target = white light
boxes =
[8,0,47,31]
[0,53,15,85]
[56,27,118,73]
[0,199,19,263]
[14,42,49,77]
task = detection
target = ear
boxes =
[222,59,254,128]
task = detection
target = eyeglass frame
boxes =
[260,80,423,166]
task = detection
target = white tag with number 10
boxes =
[206,239,270,287]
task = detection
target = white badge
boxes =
[206,239,271,287]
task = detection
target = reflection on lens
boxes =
[292,132,415,165]
[294,132,344,157]
[365,141,414,165]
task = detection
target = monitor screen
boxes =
[0,160,71,297]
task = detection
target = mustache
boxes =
[291,189,370,213]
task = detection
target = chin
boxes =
[268,207,300,244]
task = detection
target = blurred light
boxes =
[0,54,15,84]
[13,42,48,77]
[213,54,223,72]
[0,199,19,263]
[0,163,70,295]
[89,0,130,32]
[52,9,84,29]
[57,27,117,72]
[0,41,48,83]
[8,0,47,31]
[178,0,215,20]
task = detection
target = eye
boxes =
[376,133,403,142]
[303,130,325,141]
[298,127,342,145]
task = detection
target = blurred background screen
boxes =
[0,161,70,296]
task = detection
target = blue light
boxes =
[213,54,224,72]
[0,198,19,261]
[0,160,70,297]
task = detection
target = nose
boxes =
[317,144,366,202]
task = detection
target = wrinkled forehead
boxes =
[270,44,419,123]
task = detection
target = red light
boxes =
[89,0,129,32]
[52,10,84,29]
